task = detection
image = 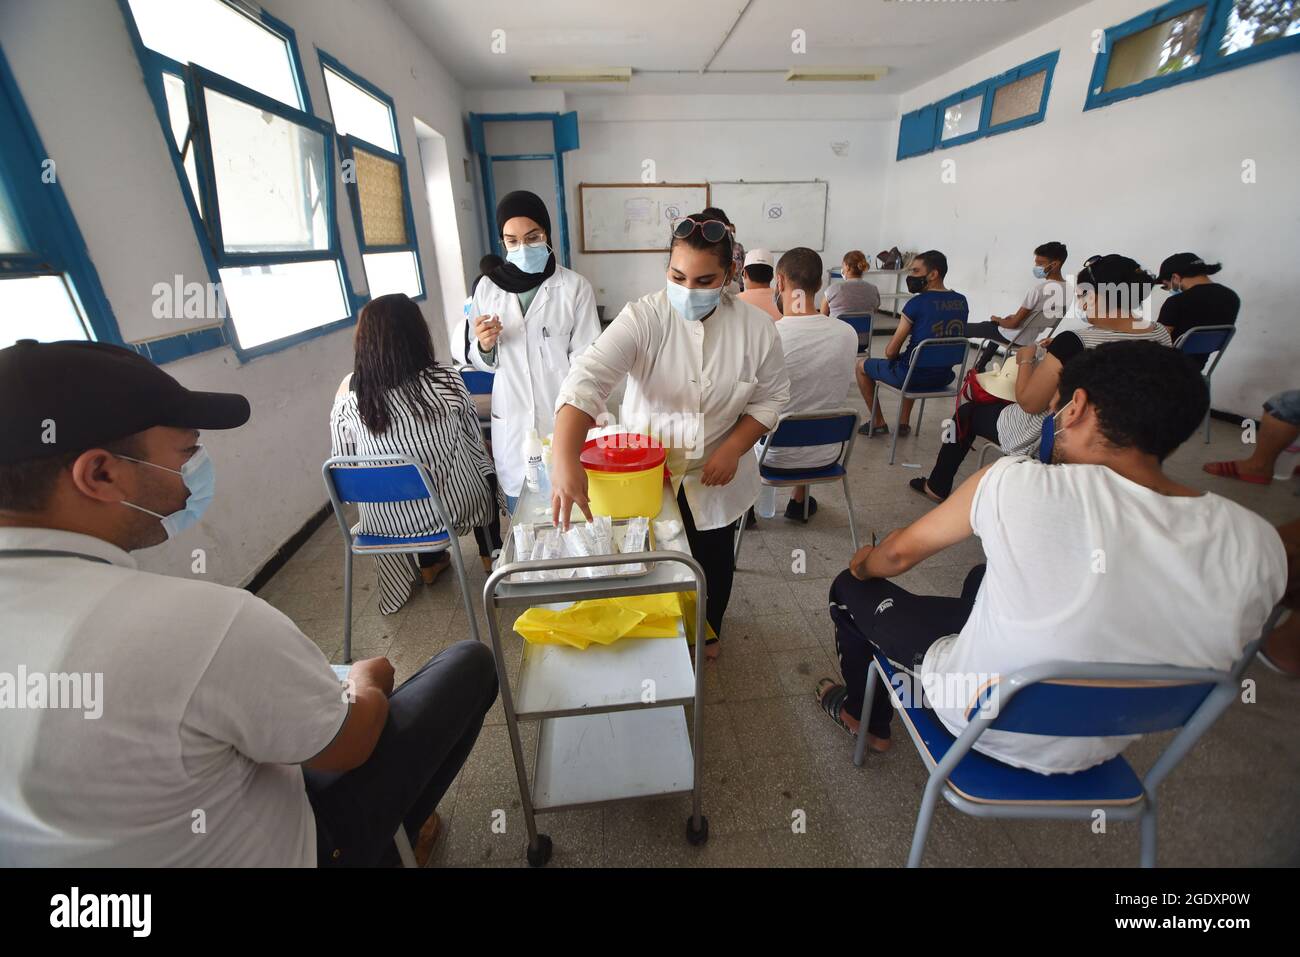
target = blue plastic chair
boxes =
[852,605,1282,867]
[1174,325,1235,444]
[459,367,494,439]
[837,312,874,357]
[735,410,860,563]
[322,455,479,663]
[869,336,971,464]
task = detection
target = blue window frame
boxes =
[318,51,424,301]
[118,0,360,361]
[0,46,121,348]
[1086,0,1300,110]
[895,51,1059,161]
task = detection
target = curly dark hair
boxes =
[1056,340,1208,461]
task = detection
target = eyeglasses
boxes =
[502,231,547,251]
[671,218,729,244]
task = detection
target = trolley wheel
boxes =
[526,833,553,867]
[685,814,709,846]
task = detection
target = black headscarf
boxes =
[489,190,557,294]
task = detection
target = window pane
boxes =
[1103,6,1207,92]
[128,0,301,109]
[0,174,28,254]
[204,87,330,255]
[354,147,408,247]
[989,69,1047,126]
[363,251,421,299]
[324,68,397,154]
[0,275,90,346]
[218,260,349,348]
[1219,0,1300,56]
[941,95,982,141]
[161,72,203,215]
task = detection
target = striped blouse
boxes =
[997,323,1173,454]
[330,366,503,614]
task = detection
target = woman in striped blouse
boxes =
[331,294,505,615]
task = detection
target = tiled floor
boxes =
[259,381,1300,868]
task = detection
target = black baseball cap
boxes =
[1157,252,1220,282]
[0,339,250,466]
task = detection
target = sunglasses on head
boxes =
[671,218,729,244]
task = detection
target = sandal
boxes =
[1202,460,1272,485]
[816,679,857,737]
[908,477,946,503]
[858,422,888,437]
[897,424,911,437]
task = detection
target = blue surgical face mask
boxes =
[506,241,550,274]
[1033,265,1048,279]
[1037,404,1073,464]
[120,446,215,539]
[666,278,722,322]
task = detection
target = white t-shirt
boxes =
[920,458,1287,775]
[996,279,1067,343]
[763,314,859,469]
[0,528,349,866]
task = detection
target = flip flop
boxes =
[816,679,857,737]
[897,424,912,437]
[908,477,946,503]
[1202,461,1272,485]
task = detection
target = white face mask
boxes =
[119,446,215,539]
[666,278,723,322]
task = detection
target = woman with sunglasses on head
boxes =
[468,190,600,511]
[549,213,791,660]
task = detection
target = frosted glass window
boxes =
[203,87,330,254]
[0,175,27,254]
[127,0,301,108]
[354,147,408,247]
[324,68,397,154]
[989,70,1047,126]
[219,260,349,348]
[161,72,203,214]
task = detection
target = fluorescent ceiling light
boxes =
[784,67,888,82]
[530,67,631,84]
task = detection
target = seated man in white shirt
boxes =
[0,340,497,866]
[760,246,858,522]
[815,341,1285,773]
[966,240,1069,371]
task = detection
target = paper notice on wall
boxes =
[624,197,654,232]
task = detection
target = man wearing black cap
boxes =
[0,340,497,867]
[1156,252,1240,370]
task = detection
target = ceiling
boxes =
[386,0,1089,96]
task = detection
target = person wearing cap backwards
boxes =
[1155,252,1240,371]
[0,341,497,866]
[550,212,791,660]
[468,190,600,510]
[736,247,782,321]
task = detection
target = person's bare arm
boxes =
[551,404,596,528]
[304,657,393,772]
[996,306,1033,329]
[847,466,988,580]
[702,415,770,486]
[1013,345,1063,414]
[883,317,912,361]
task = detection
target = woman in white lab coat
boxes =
[549,213,791,659]
[469,190,601,508]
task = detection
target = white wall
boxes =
[879,0,1300,416]
[0,0,481,586]
[561,93,898,318]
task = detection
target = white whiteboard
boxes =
[579,183,710,253]
[709,181,827,252]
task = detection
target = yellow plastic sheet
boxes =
[515,592,715,649]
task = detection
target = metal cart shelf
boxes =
[482,481,709,866]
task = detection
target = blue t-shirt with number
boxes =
[900,289,969,364]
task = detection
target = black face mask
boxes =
[905,275,927,294]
